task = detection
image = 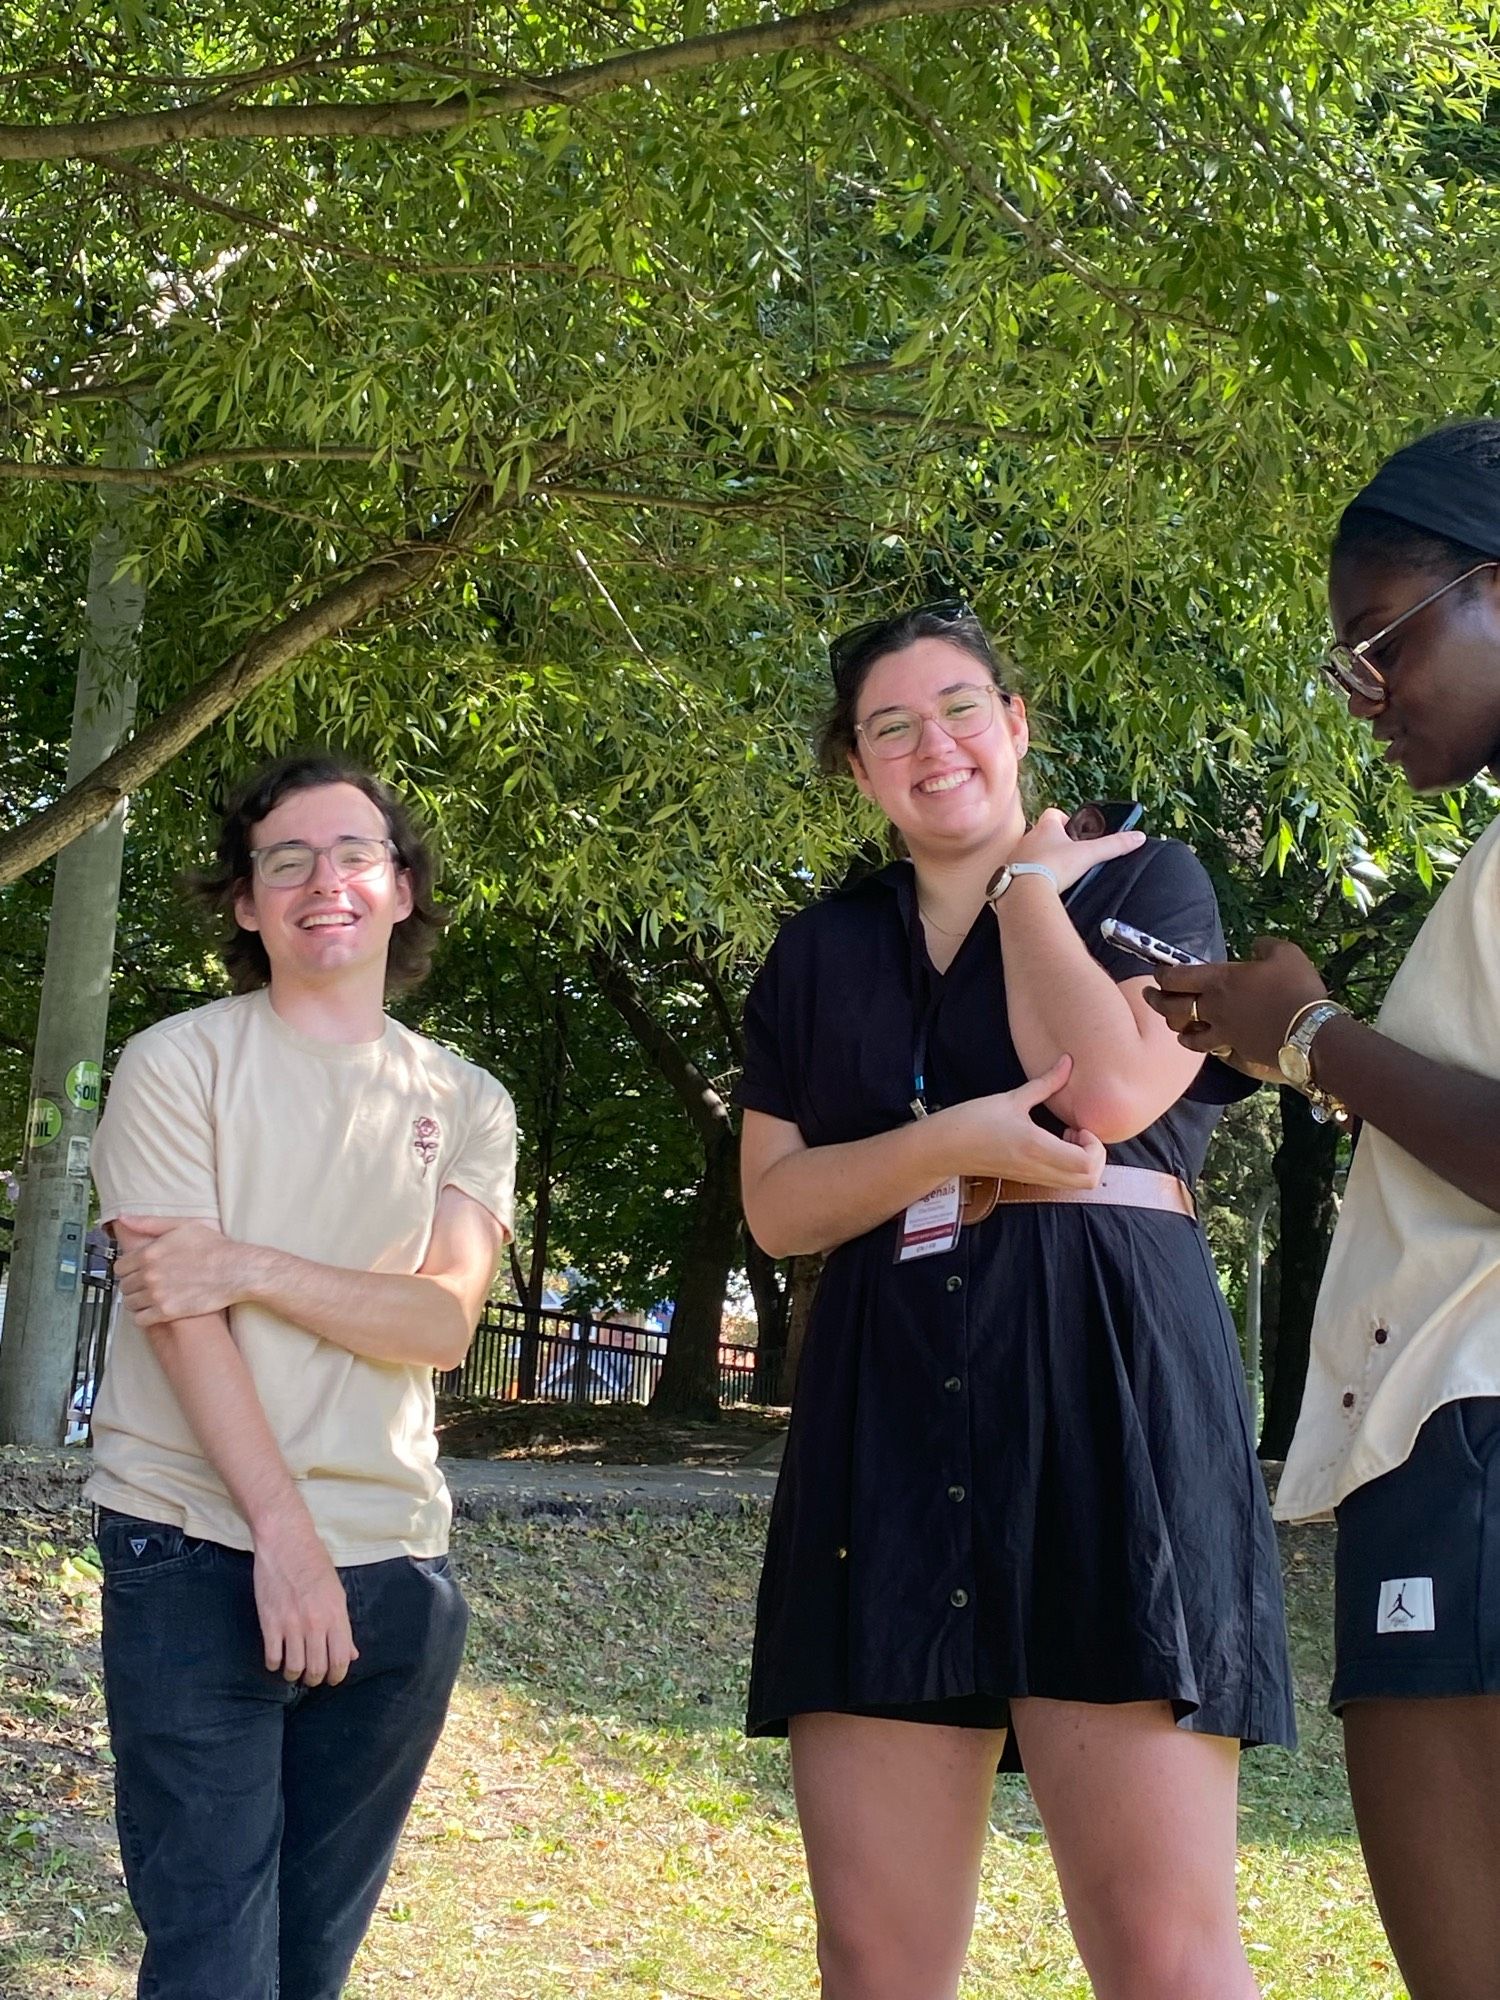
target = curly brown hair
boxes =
[189,752,449,995]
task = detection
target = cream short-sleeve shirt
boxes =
[1276,815,1500,1523]
[86,989,516,1562]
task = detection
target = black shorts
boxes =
[1332,1397,1500,1710]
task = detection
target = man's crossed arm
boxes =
[114,1184,508,1371]
[111,1188,505,1688]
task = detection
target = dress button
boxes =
[944,1376,962,1394]
[836,1546,848,1561]
[1374,1327,1389,1345]
[948,1485,966,1503]
[1342,1392,1356,1409]
[946,1275,962,1293]
[950,1587,969,1609]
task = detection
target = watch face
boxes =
[1278,1045,1312,1088]
[984,865,1010,902]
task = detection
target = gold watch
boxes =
[1277,1000,1350,1123]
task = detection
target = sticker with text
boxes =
[896,1178,962,1262]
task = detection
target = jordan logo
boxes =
[1377,1577,1435,1633]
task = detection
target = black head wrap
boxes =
[1342,430,1500,557]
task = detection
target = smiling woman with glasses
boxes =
[1147,417,1500,2000]
[734,598,1292,2000]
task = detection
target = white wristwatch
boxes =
[984,861,1059,904]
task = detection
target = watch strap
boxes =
[1286,1000,1345,1062]
[985,862,1059,904]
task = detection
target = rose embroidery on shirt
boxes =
[412,1115,440,1175]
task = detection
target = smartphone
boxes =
[1066,800,1144,841]
[1098,918,1205,969]
[1063,800,1144,902]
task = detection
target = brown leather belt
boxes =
[960,1165,1195,1227]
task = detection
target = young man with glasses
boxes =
[1149,419,1500,2000]
[86,753,516,2000]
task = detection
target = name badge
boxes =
[897,1178,962,1261]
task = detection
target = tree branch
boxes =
[844,52,1227,337]
[0,486,493,888]
[587,948,734,1151]
[0,453,809,519]
[0,446,463,486]
[0,0,1008,161]
[95,159,669,289]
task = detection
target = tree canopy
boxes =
[5,1,1500,1420]
[2,0,1498,929]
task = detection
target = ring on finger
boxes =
[1187,997,1203,1029]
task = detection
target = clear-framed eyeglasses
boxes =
[854,682,1004,760]
[249,836,399,888]
[1321,560,1499,707]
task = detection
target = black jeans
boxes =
[95,1509,469,2000]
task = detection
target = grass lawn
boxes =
[0,1450,1403,1999]
[434,1397,789,1467]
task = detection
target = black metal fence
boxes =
[436,1300,760,1408]
[0,1245,761,1432]
[0,1243,115,1438]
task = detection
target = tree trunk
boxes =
[517,1164,551,1400]
[0,438,147,1445]
[650,1125,741,1420]
[745,1230,787,1402]
[588,946,741,1420]
[779,1254,823,1403]
[1258,1088,1342,1459]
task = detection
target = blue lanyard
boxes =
[907,874,943,1117]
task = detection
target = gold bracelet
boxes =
[1307,1086,1351,1128]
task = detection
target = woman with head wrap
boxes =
[1149,418,1500,2000]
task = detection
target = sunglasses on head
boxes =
[827,598,978,689]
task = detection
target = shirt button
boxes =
[950,1587,969,1609]
[1342,1392,1356,1409]
[946,1275,963,1293]
[1374,1327,1389,1345]
[944,1376,962,1394]
[948,1485,966,1503]
[835,1546,848,1561]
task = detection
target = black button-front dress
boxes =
[738,839,1295,1767]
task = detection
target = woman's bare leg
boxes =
[1011,1698,1257,2000]
[788,1712,1007,2000]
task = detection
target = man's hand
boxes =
[115,1218,257,1327]
[252,1496,359,1688]
[1144,937,1329,1070]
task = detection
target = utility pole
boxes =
[0,446,147,1444]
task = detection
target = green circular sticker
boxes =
[26,1097,62,1148]
[65,1060,101,1112]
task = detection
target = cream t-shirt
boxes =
[1276,814,1500,1523]
[86,989,516,1562]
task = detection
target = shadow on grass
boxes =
[456,1504,1359,1855]
[0,1462,1368,2000]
